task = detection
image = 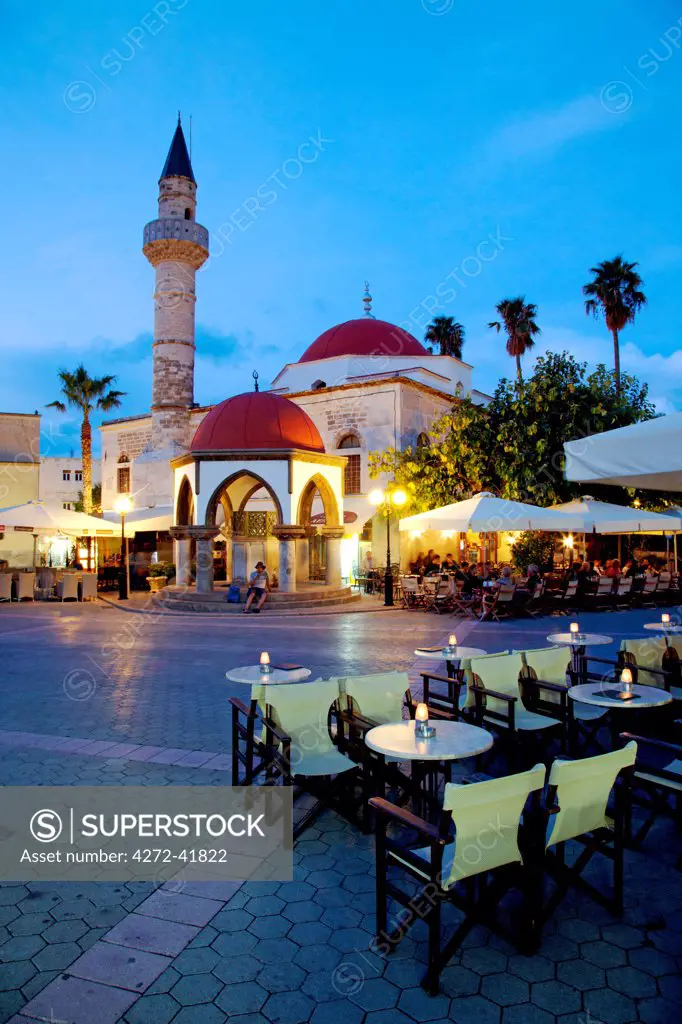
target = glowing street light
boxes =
[368,485,407,607]
[114,495,133,601]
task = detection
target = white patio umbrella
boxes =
[550,497,682,534]
[398,492,585,534]
[564,412,682,491]
[0,500,116,536]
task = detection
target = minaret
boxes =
[143,116,209,451]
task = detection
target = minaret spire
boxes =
[143,119,209,452]
[362,281,375,319]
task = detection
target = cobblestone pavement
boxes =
[0,601,680,1023]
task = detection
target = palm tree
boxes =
[47,366,125,514]
[424,316,465,358]
[583,255,646,396]
[488,297,541,385]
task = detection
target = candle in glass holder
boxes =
[448,634,457,651]
[415,702,435,738]
[620,667,633,697]
[260,651,271,675]
[569,622,580,635]
[662,613,671,625]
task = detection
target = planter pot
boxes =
[147,577,167,593]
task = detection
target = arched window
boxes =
[337,433,362,493]
[117,453,131,494]
[184,208,191,220]
[416,432,430,449]
[455,381,464,397]
[337,432,361,449]
[311,379,327,390]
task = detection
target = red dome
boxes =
[191,392,325,453]
[299,318,428,364]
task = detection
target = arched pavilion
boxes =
[170,391,346,594]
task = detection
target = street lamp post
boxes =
[114,496,132,601]
[368,485,407,607]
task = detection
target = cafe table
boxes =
[365,719,493,815]
[569,681,672,748]
[546,631,612,679]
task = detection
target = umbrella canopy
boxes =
[102,506,173,538]
[0,500,115,536]
[398,492,584,534]
[550,497,682,534]
[564,413,682,491]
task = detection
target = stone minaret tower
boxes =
[143,117,209,451]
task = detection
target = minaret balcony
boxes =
[144,218,209,249]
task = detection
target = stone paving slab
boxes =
[19,974,138,1023]
[66,942,172,991]
[102,914,200,957]
[136,892,224,928]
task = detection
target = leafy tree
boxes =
[424,316,465,358]
[583,255,646,396]
[369,351,663,514]
[488,297,541,385]
[47,367,125,514]
[509,531,556,572]
[75,483,102,515]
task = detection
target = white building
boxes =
[40,456,101,510]
[99,120,492,582]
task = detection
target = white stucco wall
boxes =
[40,457,101,509]
[272,353,473,398]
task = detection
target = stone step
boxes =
[154,592,363,613]
[161,585,354,605]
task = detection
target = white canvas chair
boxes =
[615,576,633,608]
[550,578,578,614]
[16,573,36,601]
[401,576,423,608]
[370,763,546,994]
[621,638,682,700]
[539,742,638,928]
[521,646,608,751]
[256,679,359,837]
[0,575,11,602]
[468,653,563,768]
[636,575,659,608]
[58,574,79,602]
[620,730,682,863]
[80,574,98,601]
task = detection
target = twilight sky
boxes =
[2,0,681,454]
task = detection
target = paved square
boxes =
[1,601,681,1023]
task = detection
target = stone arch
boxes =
[336,429,363,450]
[204,469,284,527]
[176,474,195,526]
[297,472,341,528]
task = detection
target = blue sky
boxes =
[2,0,681,454]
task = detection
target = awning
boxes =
[0,500,115,536]
[102,506,173,537]
[399,492,584,534]
[551,497,682,534]
[564,413,682,491]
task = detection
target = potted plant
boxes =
[147,562,175,593]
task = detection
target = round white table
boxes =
[643,623,682,635]
[365,719,493,761]
[366,719,493,816]
[569,682,672,710]
[546,632,612,677]
[414,646,486,663]
[225,665,311,686]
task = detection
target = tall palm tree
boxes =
[583,255,646,396]
[47,366,125,514]
[488,297,541,385]
[424,316,465,358]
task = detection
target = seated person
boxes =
[525,564,543,593]
[424,554,442,576]
[244,561,270,613]
[606,558,621,578]
[622,557,638,577]
[441,552,458,571]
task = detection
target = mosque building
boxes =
[99,119,490,593]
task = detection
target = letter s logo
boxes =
[30,809,63,843]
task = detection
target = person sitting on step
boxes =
[244,561,270,613]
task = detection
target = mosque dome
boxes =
[190,391,325,453]
[298,318,428,364]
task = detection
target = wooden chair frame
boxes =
[619,730,682,862]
